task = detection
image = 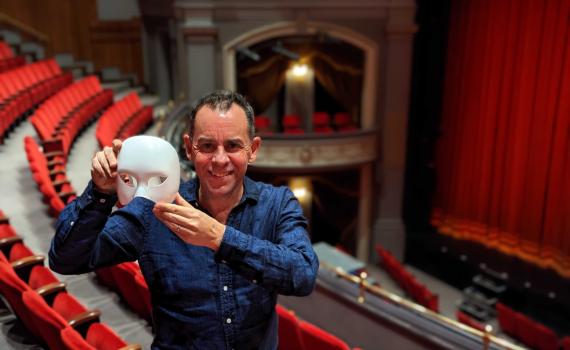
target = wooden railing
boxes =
[0,12,49,44]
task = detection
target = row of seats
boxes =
[0,212,140,349]
[375,244,439,312]
[255,111,359,135]
[24,136,75,217]
[95,263,152,324]
[30,75,113,155]
[456,310,486,331]
[0,41,26,73]
[96,92,154,148]
[496,303,569,350]
[0,59,72,144]
[277,304,361,350]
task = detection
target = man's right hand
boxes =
[91,139,122,194]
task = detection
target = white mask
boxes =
[116,135,180,205]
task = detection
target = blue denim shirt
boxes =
[49,176,318,349]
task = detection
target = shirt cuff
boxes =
[78,181,118,211]
[216,226,250,263]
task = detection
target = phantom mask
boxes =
[116,135,180,205]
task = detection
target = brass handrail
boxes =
[0,12,50,44]
[319,261,526,350]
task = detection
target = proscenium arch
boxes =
[222,21,379,129]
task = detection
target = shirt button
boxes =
[223,286,228,291]
[226,318,232,324]
[99,198,106,203]
[70,221,74,227]
[252,279,257,284]
[221,260,227,264]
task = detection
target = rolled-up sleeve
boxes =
[216,188,318,296]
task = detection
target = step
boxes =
[480,264,508,282]
[463,286,497,311]
[457,300,492,322]
[102,80,131,93]
[473,274,506,294]
[114,86,145,101]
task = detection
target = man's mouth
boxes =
[210,171,231,178]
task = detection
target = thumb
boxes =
[174,193,192,207]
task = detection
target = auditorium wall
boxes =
[0,0,144,84]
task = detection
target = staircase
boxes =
[458,265,506,322]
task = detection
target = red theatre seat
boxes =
[313,112,334,134]
[333,112,358,132]
[562,336,570,350]
[299,320,351,350]
[111,262,149,321]
[0,262,41,338]
[255,115,272,134]
[535,323,559,350]
[282,114,304,134]
[496,303,516,336]
[22,290,70,349]
[276,304,305,350]
[514,312,538,349]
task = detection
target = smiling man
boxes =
[49,90,319,349]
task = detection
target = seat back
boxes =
[299,320,350,350]
[61,326,97,350]
[111,262,148,319]
[0,262,39,337]
[22,289,69,349]
[86,323,128,350]
[276,304,305,350]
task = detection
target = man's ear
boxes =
[248,136,262,163]
[183,134,194,161]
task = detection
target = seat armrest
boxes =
[37,281,67,299]
[119,345,142,350]
[69,309,102,337]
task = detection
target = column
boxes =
[374,5,417,262]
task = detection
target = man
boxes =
[49,90,319,349]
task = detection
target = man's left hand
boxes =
[152,193,225,251]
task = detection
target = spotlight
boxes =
[292,63,308,77]
[237,47,260,61]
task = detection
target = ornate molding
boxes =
[182,27,218,42]
[252,131,378,170]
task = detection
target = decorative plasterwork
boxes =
[252,131,377,170]
[182,27,218,43]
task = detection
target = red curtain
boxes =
[432,0,570,277]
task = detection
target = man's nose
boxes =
[211,145,229,163]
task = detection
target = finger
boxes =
[160,211,188,224]
[103,147,118,173]
[112,139,122,155]
[154,202,177,213]
[91,158,103,178]
[153,208,186,228]
[96,151,113,178]
[174,193,192,207]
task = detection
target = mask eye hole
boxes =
[119,173,137,187]
[148,176,167,187]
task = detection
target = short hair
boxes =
[188,90,255,140]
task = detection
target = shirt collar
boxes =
[183,176,260,205]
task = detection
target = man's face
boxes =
[184,104,260,201]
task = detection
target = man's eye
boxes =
[225,143,243,153]
[199,143,216,152]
